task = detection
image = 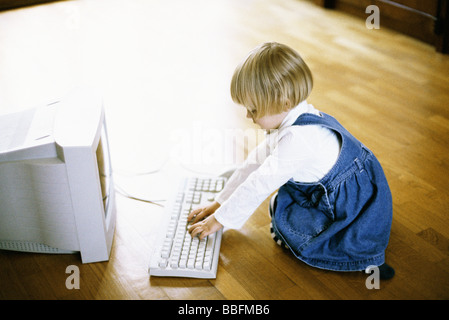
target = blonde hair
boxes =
[230,42,313,119]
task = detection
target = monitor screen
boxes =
[96,121,112,218]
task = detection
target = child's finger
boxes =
[193,210,210,223]
[188,224,202,238]
[188,219,200,232]
[190,226,208,240]
[187,207,202,222]
[191,208,212,224]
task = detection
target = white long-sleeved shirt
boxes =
[214,100,341,229]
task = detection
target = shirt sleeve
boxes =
[214,135,271,205]
[214,130,308,229]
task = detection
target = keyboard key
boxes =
[159,259,168,268]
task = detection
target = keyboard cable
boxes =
[112,165,167,207]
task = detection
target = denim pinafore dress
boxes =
[271,112,393,271]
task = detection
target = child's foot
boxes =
[268,194,289,249]
[270,222,289,249]
[379,263,395,280]
[268,193,277,218]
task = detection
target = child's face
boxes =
[245,107,288,130]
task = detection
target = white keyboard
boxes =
[149,176,226,278]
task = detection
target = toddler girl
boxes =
[188,42,394,280]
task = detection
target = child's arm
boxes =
[214,135,271,205]
[187,135,273,239]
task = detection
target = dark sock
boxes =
[379,263,395,280]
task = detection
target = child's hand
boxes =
[188,214,223,240]
[187,201,220,224]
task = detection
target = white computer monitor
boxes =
[0,88,116,263]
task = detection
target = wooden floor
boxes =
[1,0,449,300]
